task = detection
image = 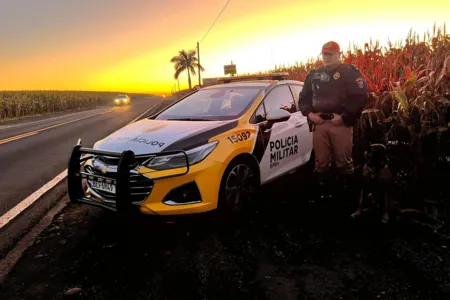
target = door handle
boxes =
[295,121,305,128]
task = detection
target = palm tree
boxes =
[170,49,205,90]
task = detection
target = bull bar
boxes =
[67,143,190,215]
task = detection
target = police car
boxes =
[67,73,313,216]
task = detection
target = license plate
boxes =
[90,180,116,194]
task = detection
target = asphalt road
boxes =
[0,96,165,216]
[2,167,450,299]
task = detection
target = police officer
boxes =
[299,41,369,199]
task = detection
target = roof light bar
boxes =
[202,72,289,86]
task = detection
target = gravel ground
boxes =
[1,167,450,300]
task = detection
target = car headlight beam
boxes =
[144,141,218,170]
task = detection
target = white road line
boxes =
[0,100,164,228]
[0,170,67,229]
[0,107,109,131]
[0,96,157,131]
[0,110,113,145]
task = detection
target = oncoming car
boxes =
[67,73,313,217]
[114,94,131,105]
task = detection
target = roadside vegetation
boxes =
[0,91,154,121]
[259,24,450,214]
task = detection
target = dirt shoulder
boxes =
[1,169,450,300]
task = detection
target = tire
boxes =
[217,157,259,213]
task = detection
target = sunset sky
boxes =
[0,0,448,95]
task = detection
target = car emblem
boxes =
[100,167,109,174]
[333,72,340,80]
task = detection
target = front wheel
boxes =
[218,158,259,213]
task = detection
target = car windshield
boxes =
[117,95,127,98]
[155,86,264,121]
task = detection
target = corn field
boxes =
[0,91,140,121]
[263,24,450,210]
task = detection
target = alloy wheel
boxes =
[224,164,256,211]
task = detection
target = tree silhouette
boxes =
[170,49,205,89]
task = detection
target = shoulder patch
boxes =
[355,77,365,88]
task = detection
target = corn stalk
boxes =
[255,23,450,208]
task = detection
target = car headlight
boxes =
[144,141,218,171]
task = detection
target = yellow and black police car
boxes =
[68,73,313,216]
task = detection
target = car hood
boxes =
[93,118,237,155]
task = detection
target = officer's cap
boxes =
[321,41,340,54]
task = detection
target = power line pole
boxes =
[196,0,232,87]
[197,41,201,86]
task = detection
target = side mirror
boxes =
[264,109,291,130]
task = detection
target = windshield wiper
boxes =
[166,118,213,121]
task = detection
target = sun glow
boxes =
[0,0,448,94]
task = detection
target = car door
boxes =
[288,83,313,166]
[250,83,310,184]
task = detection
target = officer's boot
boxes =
[336,172,358,213]
[322,172,336,201]
[311,170,334,202]
[310,170,326,203]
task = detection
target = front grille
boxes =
[85,164,154,203]
[129,173,154,203]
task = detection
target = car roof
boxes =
[201,79,303,90]
[201,81,272,89]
